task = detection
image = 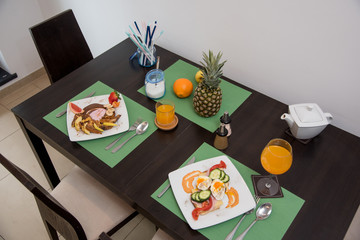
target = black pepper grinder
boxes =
[220,111,231,136]
[214,123,228,150]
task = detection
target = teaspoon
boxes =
[112,121,149,153]
[235,202,272,240]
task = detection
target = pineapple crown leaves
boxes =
[200,50,227,89]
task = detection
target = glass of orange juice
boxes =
[155,100,175,126]
[257,138,292,196]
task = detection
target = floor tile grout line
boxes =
[0,75,46,110]
[123,215,145,240]
[0,127,20,142]
[0,172,10,182]
[0,128,21,143]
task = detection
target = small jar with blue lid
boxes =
[145,69,165,99]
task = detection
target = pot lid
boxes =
[289,103,329,127]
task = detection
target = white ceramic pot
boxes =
[281,103,333,139]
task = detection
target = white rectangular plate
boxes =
[168,155,255,230]
[66,94,129,141]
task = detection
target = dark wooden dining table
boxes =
[12,38,360,240]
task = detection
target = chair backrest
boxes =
[30,9,93,84]
[0,154,87,240]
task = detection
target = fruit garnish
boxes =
[173,78,193,98]
[112,101,120,108]
[195,70,204,83]
[108,90,120,104]
[69,102,83,114]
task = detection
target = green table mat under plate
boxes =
[152,143,304,240]
[43,81,157,168]
[138,60,252,132]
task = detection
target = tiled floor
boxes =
[0,70,359,240]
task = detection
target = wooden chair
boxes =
[29,9,93,84]
[0,154,137,240]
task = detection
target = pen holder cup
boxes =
[137,47,157,67]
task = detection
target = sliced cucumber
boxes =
[209,168,222,180]
[195,192,201,202]
[219,170,225,180]
[191,192,197,201]
[222,174,230,183]
[198,190,211,201]
[191,192,200,202]
[191,190,211,202]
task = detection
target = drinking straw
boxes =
[126,32,153,62]
[148,22,157,47]
[144,26,151,65]
[151,30,164,49]
[128,25,153,58]
[126,20,161,65]
[134,21,141,35]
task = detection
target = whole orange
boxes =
[173,78,193,98]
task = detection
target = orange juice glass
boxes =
[156,100,175,125]
[261,141,293,175]
[257,138,292,196]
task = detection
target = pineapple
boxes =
[193,50,227,117]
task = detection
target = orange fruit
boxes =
[69,102,83,114]
[173,78,193,98]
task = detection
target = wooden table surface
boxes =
[12,38,360,240]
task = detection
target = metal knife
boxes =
[157,156,196,198]
[55,91,95,117]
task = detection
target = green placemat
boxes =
[138,60,252,132]
[43,81,157,168]
[152,143,304,240]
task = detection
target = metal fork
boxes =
[224,195,260,240]
[105,117,142,150]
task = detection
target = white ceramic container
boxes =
[281,103,333,139]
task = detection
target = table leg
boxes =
[15,116,60,189]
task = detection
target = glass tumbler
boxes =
[137,47,157,67]
[155,100,175,126]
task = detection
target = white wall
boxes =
[3,0,360,137]
[0,0,44,85]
